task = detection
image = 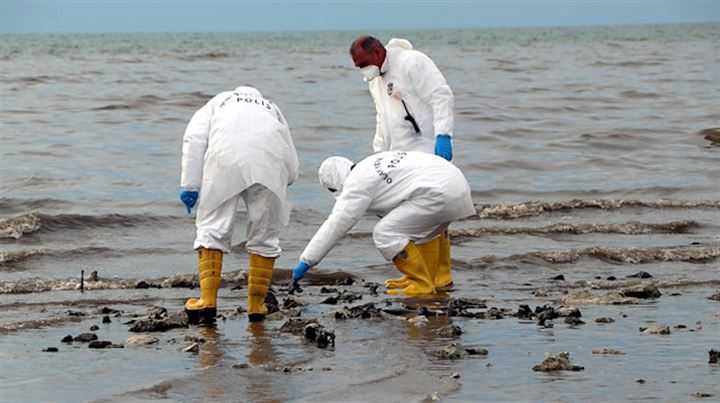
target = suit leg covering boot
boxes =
[435,232,453,289]
[247,254,275,322]
[387,242,436,296]
[185,248,223,325]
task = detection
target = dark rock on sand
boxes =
[565,316,585,326]
[232,363,250,369]
[708,292,720,301]
[320,287,339,294]
[282,295,308,309]
[320,295,338,305]
[558,306,582,318]
[535,305,559,326]
[465,347,489,356]
[700,127,720,144]
[135,280,162,289]
[88,340,113,349]
[622,283,661,299]
[61,335,73,343]
[606,276,617,281]
[709,349,720,364]
[129,310,188,332]
[627,271,653,279]
[477,307,507,320]
[517,304,533,319]
[435,343,467,360]
[102,316,112,324]
[67,310,85,317]
[42,347,59,352]
[639,325,671,335]
[89,325,99,331]
[333,302,382,319]
[280,318,319,335]
[435,325,463,337]
[693,392,713,398]
[551,274,565,281]
[595,317,615,324]
[532,352,584,372]
[74,333,99,342]
[303,323,335,349]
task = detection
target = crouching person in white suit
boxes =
[180,86,299,323]
[291,151,474,296]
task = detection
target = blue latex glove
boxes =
[434,134,453,161]
[179,190,199,214]
[293,261,310,282]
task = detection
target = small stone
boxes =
[61,335,73,343]
[282,366,292,373]
[88,340,113,349]
[465,347,489,356]
[427,392,440,401]
[592,349,625,355]
[125,335,160,346]
[627,271,653,279]
[558,306,582,317]
[551,274,565,281]
[693,392,713,398]
[595,317,615,324]
[96,307,121,315]
[517,304,533,319]
[486,362,493,367]
[184,335,206,343]
[451,372,461,379]
[696,320,702,330]
[74,333,98,342]
[183,343,200,353]
[102,316,111,324]
[565,316,585,326]
[636,379,646,384]
[674,324,687,329]
[622,283,661,299]
[708,292,720,301]
[280,318,318,335]
[322,367,332,371]
[435,342,466,360]
[283,295,308,309]
[89,325,99,331]
[232,363,249,369]
[42,347,59,352]
[532,352,584,372]
[606,276,617,281]
[320,296,339,305]
[320,287,339,294]
[639,325,671,335]
[67,310,85,316]
[709,349,720,364]
[435,324,462,337]
[621,313,628,318]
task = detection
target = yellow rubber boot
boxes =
[386,238,440,289]
[247,254,275,322]
[387,242,436,296]
[435,232,453,289]
[185,248,223,324]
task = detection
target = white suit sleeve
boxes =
[276,106,300,186]
[407,53,454,136]
[180,101,212,190]
[299,179,376,266]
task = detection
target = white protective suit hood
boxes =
[318,156,353,194]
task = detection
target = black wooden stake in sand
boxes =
[80,270,84,293]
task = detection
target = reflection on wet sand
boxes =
[246,322,282,402]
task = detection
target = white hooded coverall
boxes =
[300,151,475,265]
[180,86,299,256]
[368,38,454,154]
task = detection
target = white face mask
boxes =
[360,65,380,82]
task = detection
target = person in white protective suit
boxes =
[179,85,299,323]
[350,35,462,290]
[349,35,454,159]
[291,151,475,296]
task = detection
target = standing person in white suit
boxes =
[180,85,299,323]
[291,151,475,296]
[349,35,459,290]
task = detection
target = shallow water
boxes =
[1,24,719,401]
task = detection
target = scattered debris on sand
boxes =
[595,317,615,323]
[592,348,625,355]
[303,323,335,349]
[128,309,189,332]
[332,302,383,319]
[639,325,671,335]
[532,352,584,372]
[279,318,319,334]
[709,349,719,364]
